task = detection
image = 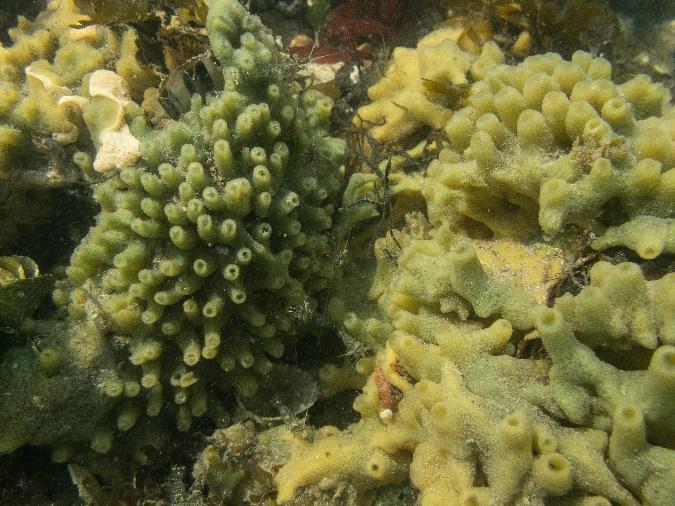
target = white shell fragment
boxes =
[72,70,141,173]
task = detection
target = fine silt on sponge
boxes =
[0,320,115,456]
[53,0,346,449]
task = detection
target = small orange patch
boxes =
[374,367,403,412]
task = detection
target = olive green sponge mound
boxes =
[55,0,346,441]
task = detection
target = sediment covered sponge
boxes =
[271,29,675,505]
[274,238,675,505]
[55,0,346,441]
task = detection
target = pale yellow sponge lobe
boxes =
[274,422,409,504]
[76,69,141,172]
[554,261,675,349]
[371,229,560,330]
[354,29,503,145]
[592,215,675,259]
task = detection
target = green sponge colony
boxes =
[54,0,346,445]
